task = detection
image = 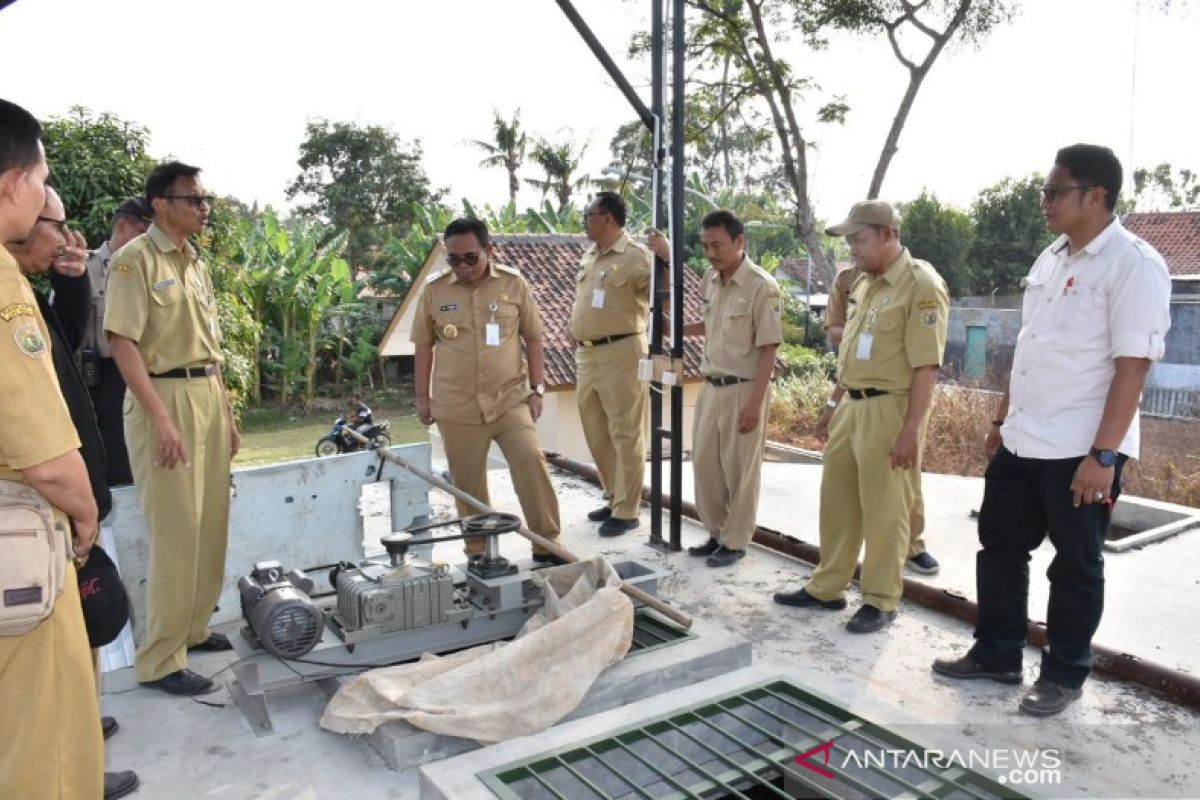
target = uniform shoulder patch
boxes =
[494,264,520,276]
[916,299,940,310]
[0,303,34,321]
[113,261,134,274]
[12,320,47,358]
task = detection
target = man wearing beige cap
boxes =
[774,200,948,633]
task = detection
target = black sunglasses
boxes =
[163,195,215,209]
[446,252,481,268]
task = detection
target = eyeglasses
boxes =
[583,211,606,220]
[1040,184,1093,203]
[163,195,215,208]
[36,215,69,236]
[446,252,481,268]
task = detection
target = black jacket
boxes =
[33,287,112,521]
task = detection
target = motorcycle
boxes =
[315,417,392,457]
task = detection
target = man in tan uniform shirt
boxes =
[650,210,783,568]
[0,99,104,799]
[571,191,653,537]
[775,200,949,633]
[106,161,238,695]
[827,264,939,576]
[412,218,562,563]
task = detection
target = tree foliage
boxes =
[897,190,976,296]
[40,107,156,246]
[527,137,590,208]
[967,174,1053,294]
[469,109,529,204]
[1131,162,1200,211]
[286,120,440,268]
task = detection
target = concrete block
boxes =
[371,615,752,771]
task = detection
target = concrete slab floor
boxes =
[100,464,1200,799]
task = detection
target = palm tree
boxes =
[526,138,589,210]
[469,109,528,205]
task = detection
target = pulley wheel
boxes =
[461,512,522,537]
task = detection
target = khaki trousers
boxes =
[438,403,560,556]
[127,375,231,682]
[0,561,104,799]
[908,484,927,558]
[575,336,647,519]
[805,393,923,612]
[692,381,770,551]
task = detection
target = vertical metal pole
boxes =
[669,0,686,551]
[648,0,667,548]
[804,252,812,346]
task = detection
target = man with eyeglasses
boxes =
[773,201,948,629]
[825,265,940,577]
[0,97,104,800]
[105,161,239,697]
[411,217,563,565]
[5,185,140,800]
[571,191,654,537]
[933,144,1171,716]
[49,196,153,488]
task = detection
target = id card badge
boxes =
[591,288,606,309]
[485,322,500,347]
[855,332,874,360]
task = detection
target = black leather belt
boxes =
[150,365,215,379]
[577,333,636,348]
[705,375,750,387]
[846,387,888,400]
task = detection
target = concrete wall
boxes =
[111,444,433,640]
[943,306,1020,385]
[1164,301,1200,366]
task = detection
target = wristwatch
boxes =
[531,383,546,397]
[1089,446,1118,468]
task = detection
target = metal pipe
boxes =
[343,428,692,629]
[545,452,1200,708]
[648,0,667,549]
[554,0,655,129]
[667,0,686,552]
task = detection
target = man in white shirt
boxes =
[932,144,1172,716]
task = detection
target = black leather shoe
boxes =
[772,587,847,610]
[706,547,745,568]
[101,715,118,740]
[687,538,720,557]
[598,517,640,537]
[587,506,613,522]
[188,632,232,652]
[140,668,216,696]
[104,770,139,800]
[1019,679,1082,717]
[845,605,896,633]
[931,654,1022,685]
[532,551,569,566]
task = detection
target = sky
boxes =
[1,0,1197,224]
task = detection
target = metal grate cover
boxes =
[479,679,1029,800]
[628,608,693,655]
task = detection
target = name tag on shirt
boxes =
[591,288,606,309]
[153,278,177,291]
[855,332,874,360]
[485,322,500,346]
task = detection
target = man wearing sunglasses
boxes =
[571,191,654,537]
[411,217,563,565]
[50,196,153,488]
[933,144,1172,716]
[105,161,238,697]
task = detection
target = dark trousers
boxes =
[969,446,1126,689]
[90,357,133,486]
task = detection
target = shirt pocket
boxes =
[150,282,185,308]
[493,303,520,336]
[1060,284,1105,332]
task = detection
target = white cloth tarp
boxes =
[319,555,634,743]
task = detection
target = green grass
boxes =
[235,405,429,467]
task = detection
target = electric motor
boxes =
[238,560,324,658]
